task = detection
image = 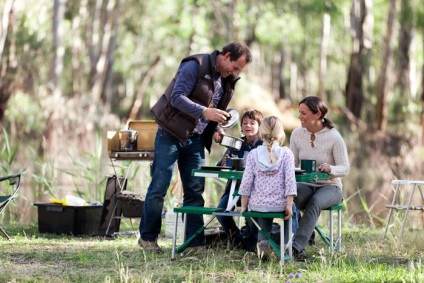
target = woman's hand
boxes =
[318,163,331,173]
[240,206,247,213]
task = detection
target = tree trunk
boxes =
[101,4,119,113]
[375,0,396,131]
[290,62,298,101]
[346,53,363,118]
[345,0,372,119]
[278,45,286,100]
[70,0,86,98]
[127,55,161,120]
[0,0,16,126]
[88,0,119,105]
[44,0,66,141]
[271,48,282,102]
[0,0,14,59]
[317,13,330,100]
[50,0,66,97]
[396,0,413,98]
[421,37,424,143]
[245,0,259,47]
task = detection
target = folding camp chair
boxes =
[314,203,343,252]
[0,172,24,240]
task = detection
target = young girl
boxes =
[216,109,263,251]
[239,116,297,258]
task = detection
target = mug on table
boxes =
[230,158,244,171]
[301,159,316,173]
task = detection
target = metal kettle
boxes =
[119,128,138,151]
[219,134,243,150]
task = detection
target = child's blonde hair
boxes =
[259,116,286,163]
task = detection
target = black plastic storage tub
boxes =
[34,202,103,235]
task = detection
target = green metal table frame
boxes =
[171,169,340,261]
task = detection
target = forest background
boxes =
[0,0,423,228]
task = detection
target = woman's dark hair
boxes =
[240,109,263,125]
[299,96,334,129]
[221,42,252,64]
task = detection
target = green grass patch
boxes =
[0,224,423,282]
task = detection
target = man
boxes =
[138,42,252,253]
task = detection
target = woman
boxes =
[239,116,297,259]
[216,109,263,251]
[290,96,350,261]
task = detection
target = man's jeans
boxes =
[139,129,206,246]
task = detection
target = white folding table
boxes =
[383,180,424,243]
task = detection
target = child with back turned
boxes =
[239,116,297,259]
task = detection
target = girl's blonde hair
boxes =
[259,116,286,163]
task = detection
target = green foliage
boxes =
[417,6,424,30]
[2,0,424,229]
[31,159,57,198]
[6,92,45,133]
[0,129,24,224]
[0,129,19,171]
[357,189,385,226]
[59,132,108,202]
[255,7,304,47]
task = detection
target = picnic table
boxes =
[171,168,331,263]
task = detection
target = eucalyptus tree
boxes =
[396,0,414,99]
[375,0,397,131]
[0,0,17,126]
[345,0,373,119]
[391,0,420,128]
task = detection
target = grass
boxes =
[0,222,423,283]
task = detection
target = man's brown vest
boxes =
[151,51,240,152]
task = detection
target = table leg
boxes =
[225,179,238,211]
[398,183,417,243]
[176,216,216,254]
[171,210,179,260]
[113,160,132,192]
[383,183,400,240]
[329,209,334,253]
[337,208,342,250]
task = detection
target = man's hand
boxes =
[202,108,231,125]
[213,129,225,143]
